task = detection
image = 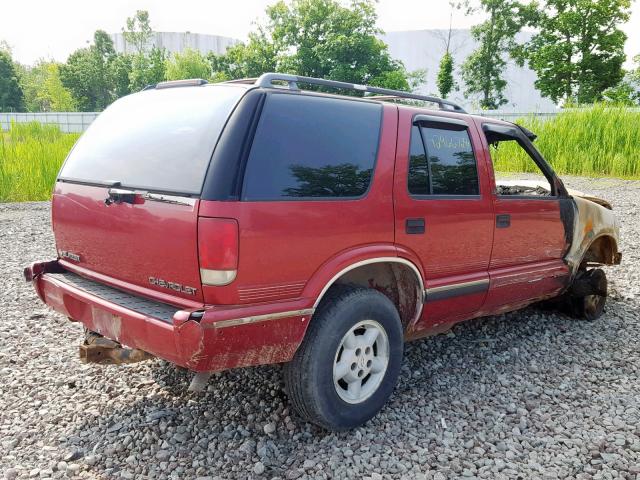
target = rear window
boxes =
[242,94,382,200]
[59,85,245,194]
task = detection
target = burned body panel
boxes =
[564,195,621,273]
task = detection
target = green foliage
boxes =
[492,105,640,178]
[59,30,118,111]
[520,0,631,104]
[0,50,25,112]
[604,54,640,105]
[129,47,166,91]
[209,32,278,80]
[602,81,639,106]
[20,61,76,112]
[165,49,211,81]
[111,53,133,97]
[122,10,153,54]
[0,122,80,201]
[461,0,534,109]
[120,9,166,92]
[210,0,413,91]
[436,52,455,98]
[632,54,640,83]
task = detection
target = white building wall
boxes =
[110,32,240,57]
[381,29,557,112]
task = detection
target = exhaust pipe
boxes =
[80,331,154,365]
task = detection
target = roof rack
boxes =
[223,77,258,85]
[253,72,467,113]
[143,78,209,91]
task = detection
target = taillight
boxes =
[197,218,239,286]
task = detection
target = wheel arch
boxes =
[581,234,620,267]
[308,254,425,331]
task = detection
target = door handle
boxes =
[406,218,425,234]
[496,214,511,228]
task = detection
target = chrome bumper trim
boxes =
[211,308,315,329]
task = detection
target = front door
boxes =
[394,110,495,333]
[476,121,571,312]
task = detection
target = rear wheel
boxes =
[284,285,403,430]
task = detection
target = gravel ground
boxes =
[1,176,639,480]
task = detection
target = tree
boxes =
[602,54,640,105]
[520,0,631,104]
[122,10,153,54]
[632,54,640,84]
[0,49,25,111]
[60,30,118,111]
[112,53,133,98]
[129,47,166,90]
[210,0,414,91]
[120,10,166,92]
[20,61,76,112]
[165,49,211,80]
[209,32,278,80]
[436,2,459,98]
[437,52,455,98]
[461,0,534,109]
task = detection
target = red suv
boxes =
[25,74,621,430]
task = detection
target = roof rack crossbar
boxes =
[254,73,466,113]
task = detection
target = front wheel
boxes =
[283,285,403,430]
[571,268,608,321]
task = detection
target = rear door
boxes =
[393,109,495,332]
[52,84,246,304]
[198,92,396,306]
[476,121,570,311]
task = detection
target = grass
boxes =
[0,105,639,202]
[0,122,79,202]
[492,104,640,179]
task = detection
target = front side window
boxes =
[242,94,382,200]
[408,122,479,196]
[483,124,553,197]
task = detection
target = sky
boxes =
[1,0,638,67]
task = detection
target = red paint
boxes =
[52,183,204,303]
[28,99,576,373]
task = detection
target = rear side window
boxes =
[408,122,479,196]
[242,94,382,200]
[59,85,245,194]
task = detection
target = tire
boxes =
[570,268,608,321]
[283,284,404,430]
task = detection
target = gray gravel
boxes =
[1,176,639,480]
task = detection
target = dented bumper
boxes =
[24,260,312,372]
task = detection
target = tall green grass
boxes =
[492,105,640,178]
[0,122,79,202]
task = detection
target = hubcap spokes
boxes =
[333,320,390,404]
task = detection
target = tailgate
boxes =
[53,182,204,302]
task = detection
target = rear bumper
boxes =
[25,260,313,372]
